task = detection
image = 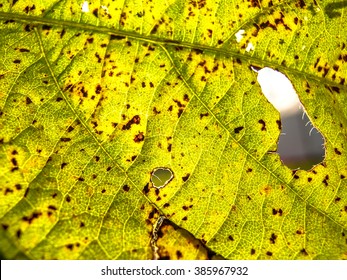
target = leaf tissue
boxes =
[0,0,347,260]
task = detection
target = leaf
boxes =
[0,0,347,260]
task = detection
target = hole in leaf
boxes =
[151,167,174,189]
[254,67,325,170]
[81,1,89,13]
[278,112,325,169]
[255,67,302,115]
[235,29,245,43]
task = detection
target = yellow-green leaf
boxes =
[0,0,347,260]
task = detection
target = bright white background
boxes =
[1,260,346,280]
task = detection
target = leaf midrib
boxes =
[0,11,345,90]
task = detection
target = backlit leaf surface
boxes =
[0,0,347,259]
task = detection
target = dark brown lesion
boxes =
[134,132,144,142]
[258,119,266,131]
[122,115,141,130]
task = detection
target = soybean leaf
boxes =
[0,0,346,260]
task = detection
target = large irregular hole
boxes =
[151,167,174,189]
[255,67,325,169]
[256,67,302,115]
[278,112,325,169]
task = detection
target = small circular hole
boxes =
[151,167,174,189]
